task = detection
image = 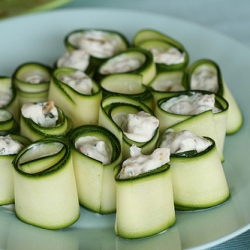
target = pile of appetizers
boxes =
[0,28,243,238]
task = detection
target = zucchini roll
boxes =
[0,134,31,205]
[64,29,129,73]
[100,73,154,110]
[133,29,189,72]
[0,109,19,135]
[158,130,230,210]
[94,48,156,85]
[48,68,102,127]
[99,96,159,160]
[12,62,52,109]
[183,58,243,134]
[155,91,228,161]
[0,76,19,121]
[115,145,175,239]
[69,124,122,214]
[20,101,73,142]
[12,138,80,229]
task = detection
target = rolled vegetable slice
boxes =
[0,76,19,121]
[0,134,30,205]
[99,95,159,160]
[94,48,156,85]
[133,29,189,72]
[100,73,154,110]
[12,138,80,229]
[12,62,52,108]
[48,68,102,127]
[69,124,122,214]
[20,101,73,142]
[115,146,175,239]
[183,58,243,134]
[158,131,230,210]
[64,29,129,72]
[0,109,19,136]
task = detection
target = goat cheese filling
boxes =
[75,136,112,165]
[160,92,221,115]
[118,145,170,179]
[58,70,92,95]
[0,135,24,155]
[21,101,58,127]
[159,129,212,154]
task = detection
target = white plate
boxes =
[0,8,249,250]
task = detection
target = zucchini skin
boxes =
[0,109,20,136]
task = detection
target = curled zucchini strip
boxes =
[100,73,154,110]
[0,134,31,205]
[94,48,156,85]
[115,163,175,239]
[20,105,73,142]
[133,29,189,72]
[64,29,129,73]
[0,76,19,121]
[166,137,230,210]
[12,138,80,229]
[12,62,52,108]
[99,96,159,160]
[48,68,102,127]
[183,58,243,134]
[69,124,122,214]
[0,109,19,136]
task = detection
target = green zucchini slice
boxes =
[20,103,73,142]
[12,138,80,229]
[64,29,129,73]
[12,62,52,108]
[0,109,19,136]
[48,68,102,127]
[0,76,19,121]
[99,95,159,160]
[100,73,154,110]
[69,124,122,214]
[115,148,175,239]
[183,59,243,134]
[0,134,31,205]
[161,136,230,210]
[94,48,156,85]
[133,29,189,72]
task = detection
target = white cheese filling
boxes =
[68,30,124,58]
[117,111,159,142]
[159,129,212,154]
[190,66,219,93]
[0,91,12,108]
[58,70,92,95]
[118,145,170,179]
[21,101,58,127]
[99,54,142,74]
[0,135,24,155]
[57,50,90,71]
[25,75,45,84]
[75,136,112,165]
[160,92,221,115]
[150,47,185,65]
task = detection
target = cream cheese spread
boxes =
[21,101,58,127]
[0,135,24,155]
[118,145,170,179]
[190,66,219,93]
[25,75,45,84]
[117,111,159,142]
[75,136,111,164]
[58,70,92,95]
[100,54,142,74]
[159,129,212,154]
[68,30,124,58]
[160,92,221,115]
[57,50,90,71]
[150,47,185,65]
